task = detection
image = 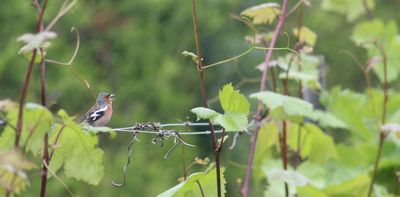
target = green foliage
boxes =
[293,26,317,46]
[308,110,348,129]
[297,185,329,197]
[0,149,36,195]
[278,53,322,91]
[287,123,338,164]
[0,103,53,156]
[321,87,373,140]
[157,165,226,197]
[191,83,250,131]
[49,110,104,185]
[240,3,280,25]
[351,19,400,82]
[250,91,313,123]
[321,0,375,21]
[323,175,370,197]
[1,0,400,196]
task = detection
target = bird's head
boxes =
[97,93,115,105]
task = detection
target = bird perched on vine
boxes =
[82,93,114,126]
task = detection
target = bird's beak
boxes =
[109,94,115,100]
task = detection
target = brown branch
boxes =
[191,1,221,196]
[15,50,37,147]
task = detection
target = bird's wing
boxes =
[87,105,108,122]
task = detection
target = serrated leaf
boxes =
[250,91,313,122]
[49,110,104,185]
[157,165,226,197]
[214,113,247,131]
[293,26,317,46]
[191,107,220,121]
[219,83,250,114]
[191,84,249,132]
[241,3,280,25]
[0,103,53,156]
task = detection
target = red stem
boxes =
[33,0,50,196]
[15,50,37,147]
[241,0,288,196]
[191,1,221,196]
[39,56,49,197]
[280,121,289,197]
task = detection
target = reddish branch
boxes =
[241,0,289,196]
[191,1,222,196]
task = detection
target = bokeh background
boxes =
[0,0,399,196]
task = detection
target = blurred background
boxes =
[0,0,399,196]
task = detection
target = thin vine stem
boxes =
[191,0,222,196]
[43,161,76,197]
[241,0,289,196]
[367,42,389,197]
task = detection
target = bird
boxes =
[82,93,114,126]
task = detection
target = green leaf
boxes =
[241,3,280,25]
[279,71,321,91]
[82,125,117,138]
[0,103,53,156]
[320,87,373,140]
[309,110,348,129]
[322,174,370,197]
[321,0,374,21]
[214,113,247,132]
[0,149,37,194]
[297,186,329,197]
[49,110,104,185]
[267,169,308,186]
[297,162,327,189]
[293,26,317,46]
[219,83,250,114]
[254,121,279,166]
[263,159,296,196]
[351,20,400,82]
[278,53,322,91]
[157,165,226,197]
[191,107,220,121]
[191,84,249,131]
[287,123,338,164]
[250,91,313,122]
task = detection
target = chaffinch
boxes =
[83,93,114,126]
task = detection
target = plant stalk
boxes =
[367,42,388,197]
[241,0,288,196]
[191,1,221,196]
